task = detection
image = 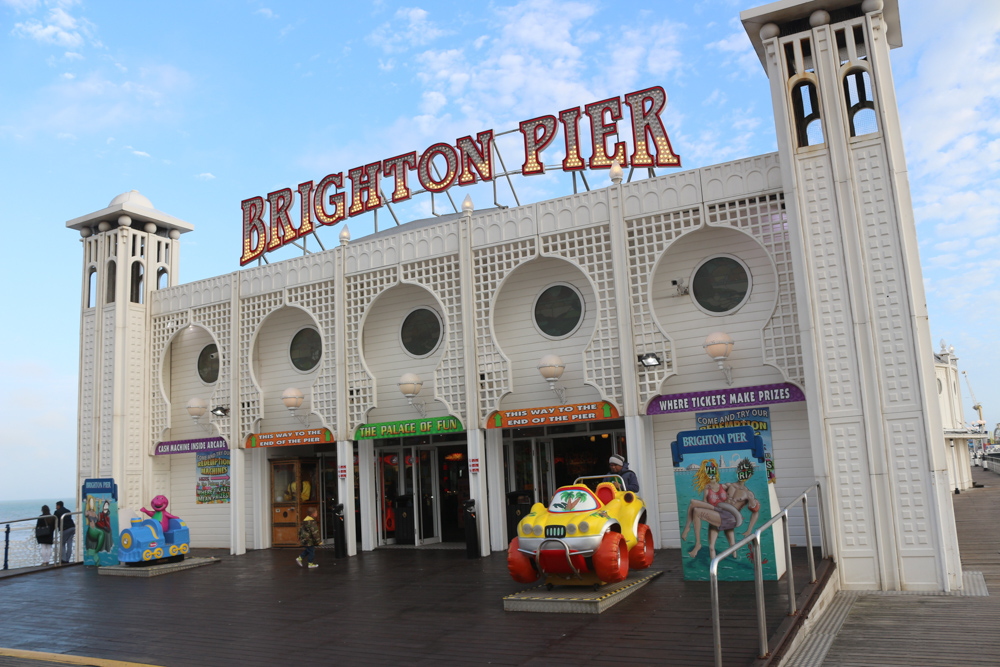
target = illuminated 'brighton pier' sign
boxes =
[240,86,680,264]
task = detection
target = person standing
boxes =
[35,505,56,566]
[608,455,640,493]
[53,501,75,564]
[295,506,321,569]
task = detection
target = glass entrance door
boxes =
[415,447,440,544]
[535,439,555,504]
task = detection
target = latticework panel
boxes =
[287,280,337,432]
[707,193,804,384]
[80,311,96,474]
[626,208,702,405]
[402,255,465,421]
[345,267,398,430]
[150,311,191,446]
[473,239,536,414]
[541,225,623,407]
[239,291,285,439]
[99,308,116,476]
[125,307,146,474]
[192,302,234,442]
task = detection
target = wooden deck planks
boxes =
[0,544,830,667]
[822,466,1000,667]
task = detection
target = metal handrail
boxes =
[3,511,83,570]
[54,511,83,568]
[709,482,826,667]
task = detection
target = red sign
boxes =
[240,87,680,265]
[487,402,621,428]
[338,464,348,480]
[244,428,334,449]
[469,458,480,474]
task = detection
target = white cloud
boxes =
[1,0,40,13]
[11,6,96,49]
[255,7,277,19]
[56,131,74,140]
[367,6,448,53]
[132,149,150,157]
[61,72,74,79]
[705,23,759,78]
[64,51,83,60]
[196,172,216,180]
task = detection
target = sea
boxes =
[0,498,76,525]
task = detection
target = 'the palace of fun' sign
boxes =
[355,416,463,440]
[240,87,680,264]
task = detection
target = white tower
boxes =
[743,0,960,591]
[67,191,193,509]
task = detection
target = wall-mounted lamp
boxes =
[282,387,309,427]
[638,352,662,368]
[210,406,230,418]
[186,397,212,434]
[703,332,735,386]
[398,373,427,417]
[538,354,567,404]
[670,278,689,296]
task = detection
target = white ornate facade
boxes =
[68,0,966,591]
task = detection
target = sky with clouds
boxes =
[0,0,997,500]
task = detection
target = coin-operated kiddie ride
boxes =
[507,476,655,589]
[118,495,191,565]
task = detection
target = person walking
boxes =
[295,506,321,569]
[35,505,56,566]
[53,501,75,564]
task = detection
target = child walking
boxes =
[296,506,321,569]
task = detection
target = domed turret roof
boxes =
[108,190,154,209]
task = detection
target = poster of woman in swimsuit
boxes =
[672,427,777,582]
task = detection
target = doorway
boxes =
[374,441,468,546]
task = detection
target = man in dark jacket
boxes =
[608,455,640,493]
[54,501,75,564]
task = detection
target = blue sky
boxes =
[1,0,997,500]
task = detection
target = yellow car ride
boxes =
[507,475,655,587]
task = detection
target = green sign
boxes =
[355,416,464,440]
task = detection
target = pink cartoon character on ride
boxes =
[140,495,179,533]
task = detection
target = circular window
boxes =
[400,308,442,357]
[692,256,751,314]
[534,284,584,338]
[197,344,219,384]
[289,328,322,372]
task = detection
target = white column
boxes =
[624,415,660,537]
[485,428,507,552]
[229,273,246,555]
[338,439,357,556]
[466,428,491,556]
[357,439,376,551]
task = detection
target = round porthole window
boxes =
[289,328,322,372]
[691,256,751,314]
[534,284,584,338]
[400,308,442,358]
[197,344,219,384]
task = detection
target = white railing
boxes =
[2,512,82,571]
[982,454,1000,474]
[709,482,827,667]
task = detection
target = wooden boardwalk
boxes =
[820,466,1000,667]
[0,538,828,666]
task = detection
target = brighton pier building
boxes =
[68,0,968,591]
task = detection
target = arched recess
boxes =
[157,322,224,443]
[157,267,169,290]
[361,282,450,424]
[106,260,116,303]
[87,266,97,308]
[843,68,877,137]
[791,81,824,147]
[249,304,325,433]
[130,261,144,304]
[491,255,603,413]
[648,224,789,396]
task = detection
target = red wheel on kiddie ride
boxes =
[593,531,629,583]
[507,538,539,583]
[629,523,655,570]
